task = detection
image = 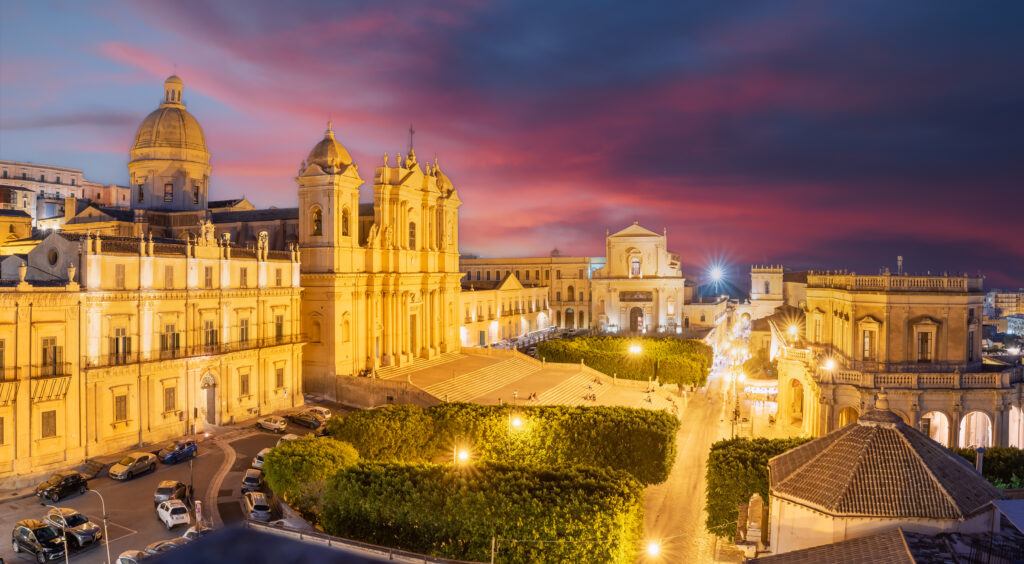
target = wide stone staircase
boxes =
[529,372,611,406]
[377,352,466,380]
[424,357,541,403]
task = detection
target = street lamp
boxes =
[84,489,112,564]
[43,504,71,564]
[453,435,471,466]
[629,344,642,355]
[646,540,661,558]
[823,358,836,370]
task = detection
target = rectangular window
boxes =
[164,387,176,412]
[138,184,144,202]
[115,264,126,289]
[71,178,75,186]
[967,331,975,362]
[204,320,218,347]
[192,183,200,205]
[862,330,876,360]
[0,339,4,379]
[163,183,173,202]
[239,318,250,344]
[485,271,491,281]
[41,410,56,438]
[275,268,282,287]
[555,291,561,302]
[275,367,284,389]
[204,266,214,288]
[479,331,486,346]
[516,270,521,280]
[160,324,179,353]
[240,372,250,397]
[556,270,562,279]
[114,395,127,422]
[275,315,284,341]
[41,337,63,375]
[56,176,61,184]
[240,268,248,288]
[475,271,481,281]
[111,327,131,364]
[917,332,933,362]
[40,173,45,181]
[814,319,822,342]
[165,265,174,288]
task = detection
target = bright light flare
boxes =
[788,325,798,336]
[629,344,643,355]
[709,266,724,282]
[824,358,836,370]
[457,449,470,462]
[646,541,661,557]
[511,417,522,428]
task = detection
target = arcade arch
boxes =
[958,410,992,449]
[1009,405,1023,449]
[838,407,859,427]
[920,411,950,447]
[789,379,804,423]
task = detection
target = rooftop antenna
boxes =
[408,123,415,152]
[897,256,903,275]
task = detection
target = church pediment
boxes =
[497,273,524,290]
[609,222,661,238]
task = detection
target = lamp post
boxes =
[43,504,71,564]
[453,435,470,466]
[86,489,112,564]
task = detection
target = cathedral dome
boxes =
[130,76,208,158]
[306,122,353,171]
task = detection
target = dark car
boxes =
[11,519,65,563]
[35,471,87,503]
[286,412,324,429]
[153,480,187,507]
[158,440,198,464]
[143,537,190,554]
[240,469,263,493]
[43,508,102,549]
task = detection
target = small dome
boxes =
[130,76,208,157]
[306,122,353,171]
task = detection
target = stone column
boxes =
[994,402,1009,448]
[949,406,962,448]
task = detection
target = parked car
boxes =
[276,433,299,447]
[34,471,87,503]
[156,500,190,529]
[158,440,198,464]
[42,508,102,549]
[240,469,263,492]
[11,519,65,563]
[143,537,190,555]
[109,452,158,481]
[115,550,151,564]
[242,491,272,522]
[256,416,287,432]
[305,406,332,420]
[181,524,213,541]
[153,480,187,507]
[286,412,324,429]
[252,447,272,470]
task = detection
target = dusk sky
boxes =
[2,1,1022,288]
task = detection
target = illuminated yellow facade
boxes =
[0,229,303,486]
[458,273,551,347]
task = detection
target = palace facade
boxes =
[458,273,551,347]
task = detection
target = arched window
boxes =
[567,285,575,302]
[342,317,351,342]
[408,222,416,249]
[311,207,322,236]
[311,320,322,343]
[630,257,641,277]
[341,208,350,236]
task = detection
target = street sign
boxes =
[195,500,203,524]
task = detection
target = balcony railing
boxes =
[82,333,306,368]
[30,363,72,378]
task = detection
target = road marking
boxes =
[85,514,137,544]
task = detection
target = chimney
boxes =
[975,447,985,475]
[64,196,77,223]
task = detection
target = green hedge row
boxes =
[704,437,810,541]
[536,336,713,387]
[326,402,679,485]
[952,446,1024,489]
[321,461,645,564]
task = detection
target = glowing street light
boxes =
[823,358,836,370]
[646,540,661,557]
[629,344,643,355]
[709,266,724,282]
[511,416,523,429]
[788,325,798,337]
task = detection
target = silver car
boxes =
[243,491,272,521]
[252,447,271,470]
[109,452,157,480]
[43,507,102,549]
[240,469,263,492]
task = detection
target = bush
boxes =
[951,446,1024,489]
[262,435,359,522]
[704,437,810,541]
[327,403,679,485]
[536,336,712,387]
[321,461,645,563]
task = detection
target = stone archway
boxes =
[921,411,950,447]
[789,379,804,423]
[838,406,859,427]
[629,307,644,333]
[200,373,217,425]
[959,410,992,448]
[1009,405,1023,448]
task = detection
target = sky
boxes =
[1,1,1022,288]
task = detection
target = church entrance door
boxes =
[565,308,575,329]
[629,307,644,332]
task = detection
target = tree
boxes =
[952,446,1024,489]
[262,435,359,522]
[536,336,713,387]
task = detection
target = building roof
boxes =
[783,270,809,283]
[209,208,298,223]
[306,122,353,170]
[0,209,31,218]
[208,198,254,211]
[749,527,954,564]
[769,394,1002,520]
[131,76,208,156]
[608,221,661,238]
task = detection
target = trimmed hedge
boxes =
[327,402,679,485]
[321,461,645,563]
[536,336,713,387]
[952,446,1024,489]
[262,435,359,522]
[704,437,810,541]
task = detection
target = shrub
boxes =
[951,446,1024,489]
[262,435,359,521]
[327,403,679,485]
[321,461,645,563]
[536,336,712,387]
[704,437,810,541]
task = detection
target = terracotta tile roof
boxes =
[769,406,1002,520]
[749,528,955,564]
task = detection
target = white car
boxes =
[252,447,272,470]
[276,433,299,447]
[243,491,272,521]
[156,500,190,529]
[256,416,287,433]
[116,550,151,564]
[305,406,332,420]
